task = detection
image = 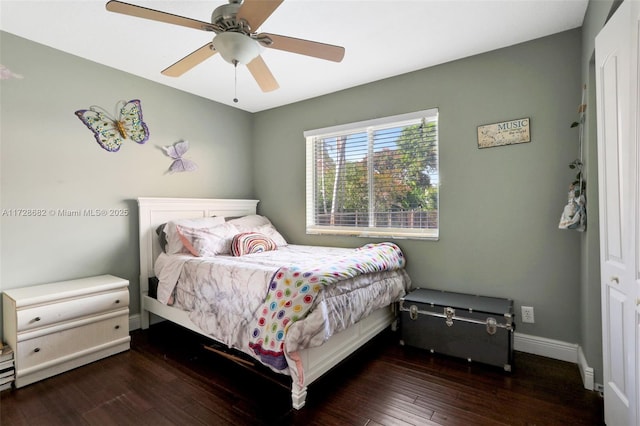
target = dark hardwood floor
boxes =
[1,322,604,425]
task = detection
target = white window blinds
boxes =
[305,108,439,239]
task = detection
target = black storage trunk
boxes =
[400,288,515,371]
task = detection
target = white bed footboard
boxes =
[290,305,395,409]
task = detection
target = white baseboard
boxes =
[127,315,597,390]
[577,346,595,391]
[129,314,141,332]
[514,332,596,391]
[514,332,578,363]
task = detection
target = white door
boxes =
[631,2,640,424]
[595,1,639,425]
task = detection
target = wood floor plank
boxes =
[1,322,604,425]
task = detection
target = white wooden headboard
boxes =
[137,197,259,296]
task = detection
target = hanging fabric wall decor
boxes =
[162,140,197,173]
[75,99,149,152]
[559,85,587,231]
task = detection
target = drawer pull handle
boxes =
[34,348,40,353]
[610,276,619,284]
[115,299,120,304]
[115,325,120,330]
[34,316,41,322]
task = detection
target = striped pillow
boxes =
[231,232,277,256]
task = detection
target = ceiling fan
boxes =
[105,0,345,94]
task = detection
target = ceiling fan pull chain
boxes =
[233,60,239,103]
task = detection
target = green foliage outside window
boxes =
[311,116,438,235]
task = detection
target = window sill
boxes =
[306,226,439,241]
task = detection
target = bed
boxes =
[137,197,411,409]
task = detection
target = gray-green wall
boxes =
[253,29,583,345]
[0,31,255,322]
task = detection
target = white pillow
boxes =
[253,224,288,247]
[226,215,287,246]
[176,222,239,257]
[226,215,272,232]
[163,216,226,254]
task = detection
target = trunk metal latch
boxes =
[486,317,497,335]
[409,304,419,320]
[444,307,455,326]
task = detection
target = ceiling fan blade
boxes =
[106,0,215,32]
[236,0,284,30]
[246,56,279,92]
[161,43,217,77]
[260,33,345,62]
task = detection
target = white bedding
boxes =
[154,244,411,374]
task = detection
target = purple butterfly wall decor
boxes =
[162,140,197,173]
[75,99,149,152]
[0,64,24,80]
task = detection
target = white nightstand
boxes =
[2,275,131,387]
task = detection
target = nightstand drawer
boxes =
[4,274,131,387]
[17,311,130,372]
[16,289,129,332]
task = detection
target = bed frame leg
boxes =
[139,280,151,329]
[140,301,151,330]
[291,383,307,410]
[141,308,150,329]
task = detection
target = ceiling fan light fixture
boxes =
[212,32,261,65]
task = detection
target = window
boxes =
[305,108,439,239]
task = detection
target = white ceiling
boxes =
[1,0,588,113]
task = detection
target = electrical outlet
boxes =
[522,306,535,323]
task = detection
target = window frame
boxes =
[304,108,439,240]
